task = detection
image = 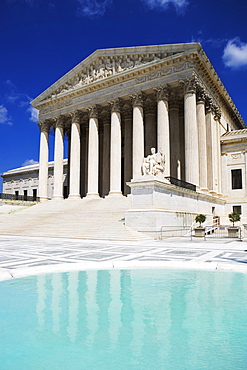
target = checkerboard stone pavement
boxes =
[0,234,246,281]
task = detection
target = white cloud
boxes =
[27,106,39,122]
[142,0,189,13]
[0,105,13,126]
[22,159,39,167]
[223,38,247,68]
[76,0,112,17]
[4,79,32,107]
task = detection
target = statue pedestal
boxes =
[125,176,225,238]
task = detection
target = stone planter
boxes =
[227,227,239,238]
[194,227,205,237]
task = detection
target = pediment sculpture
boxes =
[50,52,177,98]
[142,148,165,177]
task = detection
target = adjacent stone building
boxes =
[2,43,247,229]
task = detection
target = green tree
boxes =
[195,214,206,227]
[228,212,241,227]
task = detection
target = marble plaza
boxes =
[0,235,246,282]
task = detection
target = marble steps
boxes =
[0,197,150,241]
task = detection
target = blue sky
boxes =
[1,0,247,189]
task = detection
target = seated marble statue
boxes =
[142,148,165,176]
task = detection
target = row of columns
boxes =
[38,76,222,201]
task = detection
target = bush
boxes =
[195,214,206,227]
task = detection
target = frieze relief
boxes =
[135,62,194,84]
[40,99,73,115]
[45,52,180,100]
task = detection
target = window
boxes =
[231,169,242,189]
[233,205,241,214]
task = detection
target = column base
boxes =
[68,194,81,200]
[200,187,209,193]
[217,193,223,198]
[108,191,123,197]
[86,193,100,199]
[52,195,64,200]
[209,190,217,196]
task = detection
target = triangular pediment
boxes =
[31,43,201,107]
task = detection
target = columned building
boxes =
[31,43,245,202]
[2,43,246,233]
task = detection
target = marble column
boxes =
[109,99,122,196]
[69,111,81,199]
[196,90,208,191]
[102,117,110,197]
[53,117,64,200]
[144,102,156,157]
[124,107,132,195]
[80,128,87,198]
[182,75,199,187]
[205,100,218,195]
[155,86,171,177]
[169,97,181,179]
[38,120,50,201]
[214,108,222,196]
[87,106,99,197]
[132,93,144,179]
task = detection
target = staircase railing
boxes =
[0,193,40,202]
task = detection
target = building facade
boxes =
[2,43,246,229]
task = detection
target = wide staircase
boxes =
[0,197,149,241]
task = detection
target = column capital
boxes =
[213,104,221,121]
[205,96,214,114]
[180,73,198,94]
[154,85,171,101]
[71,110,82,124]
[88,105,100,119]
[196,87,206,103]
[54,115,66,129]
[109,98,123,113]
[38,120,50,132]
[131,92,146,107]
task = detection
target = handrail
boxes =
[160,225,193,240]
[0,193,40,202]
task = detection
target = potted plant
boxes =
[228,212,241,238]
[194,214,206,237]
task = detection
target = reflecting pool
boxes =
[1,269,247,369]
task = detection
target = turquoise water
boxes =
[0,269,247,370]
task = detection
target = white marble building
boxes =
[2,43,247,229]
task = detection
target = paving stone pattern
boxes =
[0,235,247,280]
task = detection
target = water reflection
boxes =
[52,273,63,334]
[36,274,46,328]
[33,269,247,369]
